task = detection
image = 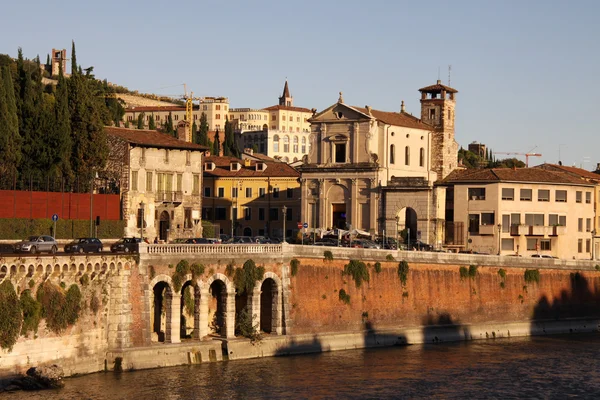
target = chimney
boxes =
[596,162,600,171]
[400,101,405,113]
[176,121,188,141]
[244,147,253,155]
[437,79,441,84]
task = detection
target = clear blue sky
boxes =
[3,0,599,168]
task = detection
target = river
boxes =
[7,333,600,399]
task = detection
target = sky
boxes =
[3,0,599,169]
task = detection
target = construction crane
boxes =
[148,83,202,142]
[494,151,542,167]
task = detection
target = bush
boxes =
[225,262,235,277]
[338,289,350,304]
[183,285,195,316]
[386,254,395,261]
[235,308,262,343]
[324,250,334,261]
[290,259,300,277]
[498,268,507,280]
[20,289,42,337]
[37,282,68,333]
[459,266,469,280]
[0,281,22,350]
[201,220,216,238]
[80,274,90,286]
[343,260,370,288]
[233,259,265,295]
[175,260,190,275]
[191,263,205,279]
[524,269,540,284]
[468,265,478,279]
[172,273,183,293]
[65,284,82,325]
[0,218,126,240]
[149,265,155,280]
[398,261,409,287]
[90,293,100,314]
[374,262,382,274]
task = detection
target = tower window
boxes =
[390,144,395,164]
[405,146,410,165]
[335,143,346,163]
[419,148,425,167]
[429,109,436,119]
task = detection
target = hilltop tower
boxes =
[51,48,67,76]
[278,80,293,106]
[419,80,459,179]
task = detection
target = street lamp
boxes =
[497,223,502,256]
[282,205,287,243]
[395,215,400,246]
[139,201,145,240]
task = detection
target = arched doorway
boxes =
[180,281,200,339]
[260,278,277,333]
[396,207,418,244]
[159,211,170,242]
[152,281,172,342]
[243,227,252,237]
[328,185,349,229]
[209,280,227,336]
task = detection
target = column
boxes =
[225,289,236,338]
[198,287,209,339]
[167,292,181,343]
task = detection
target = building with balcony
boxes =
[440,168,595,259]
[202,156,300,239]
[105,127,209,241]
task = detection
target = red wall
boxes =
[0,190,121,220]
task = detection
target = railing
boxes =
[143,243,283,255]
[156,191,183,203]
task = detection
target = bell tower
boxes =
[419,80,458,179]
[278,80,293,107]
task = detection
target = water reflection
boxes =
[8,333,600,399]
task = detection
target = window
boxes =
[501,188,514,201]
[269,208,279,221]
[215,207,226,220]
[576,191,582,203]
[525,214,544,226]
[335,143,346,163]
[293,136,299,153]
[216,105,220,111]
[287,188,293,198]
[202,207,212,220]
[468,188,486,200]
[259,188,266,198]
[578,239,583,253]
[282,115,286,121]
[578,218,583,232]
[273,188,280,198]
[184,208,192,229]
[203,186,210,197]
[468,214,480,234]
[540,239,551,251]
[177,174,182,193]
[283,136,290,152]
[301,137,306,153]
[538,190,550,202]
[549,214,566,226]
[586,218,592,232]
[258,208,265,221]
[481,212,495,225]
[429,109,436,119]
[271,115,276,121]
[217,187,224,198]
[137,208,143,229]
[586,192,592,204]
[232,187,238,198]
[191,175,199,195]
[131,171,138,191]
[146,172,153,192]
[501,238,514,251]
[586,239,591,253]
[502,215,510,232]
[390,144,395,164]
[555,190,567,202]
[527,238,537,251]
[520,189,532,201]
[405,146,410,165]
[419,147,425,167]
[245,187,252,198]
[287,209,293,221]
[511,213,521,226]
[174,114,179,121]
[273,135,280,152]
[244,207,251,221]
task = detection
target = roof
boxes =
[124,106,189,112]
[534,163,600,182]
[204,156,299,178]
[264,105,313,113]
[351,106,433,131]
[440,168,592,186]
[242,151,278,162]
[418,80,458,93]
[105,127,209,151]
[281,80,291,99]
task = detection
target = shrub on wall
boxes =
[191,263,205,280]
[338,289,350,304]
[459,266,469,280]
[468,265,478,279]
[20,289,42,336]
[183,286,195,316]
[90,293,101,315]
[65,285,82,325]
[0,218,126,239]
[233,259,265,295]
[343,260,370,288]
[398,261,409,287]
[324,250,334,261]
[374,262,382,274]
[0,280,22,350]
[290,259,300,277]
[37,282,68,333]
[235,308,262,343]
[524,269,540,284]
[386,254,395,261]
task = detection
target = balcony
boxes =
[156,191,183,204]
[550,225,567,236]
[478,224,496,235]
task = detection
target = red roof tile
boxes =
[105,127,208,151]
[440,168,591,186]
[418,81,458,93]
[351,106,433,131]
[534,163,600,182]
[124,106,187,112]
[204,156,299,178]
[264,105,313,113]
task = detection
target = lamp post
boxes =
[140,201,145,240]
[497,223,502,256]
[282,205,287,243]
[395,215,400,246]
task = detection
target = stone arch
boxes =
[46,265,52,274]
[149,274,175,343]
[19,265,26,274]
[79,263,85,274]
[259,272,283,335]
[206,273,234,338]
[0,265,6,280]
[10,265,17,275]
[36,264,44,274]
[70,263,77,272]
[327,184,350,229]
[110,262,116,271]
[180,274,202,340]
[62,264,68,273]
[396,207,418,243]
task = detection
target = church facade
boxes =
[299,81,458,247]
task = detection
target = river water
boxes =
[7,333,600,399]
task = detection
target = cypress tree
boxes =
[0,66,22,177]
[223,117,233,156]
[71,40,77,76]
[191,120,198,143]
[199,112,209,146]
[53,62,72,178]
[164,112,174,135]
[213,129,220,156]
[137,112,145,129]
[148,114,156,130]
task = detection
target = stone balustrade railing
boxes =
[141,243,283,255]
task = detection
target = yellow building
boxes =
[202,156,300,239]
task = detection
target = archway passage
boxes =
[332,204,346,229]
[260,278,277,333]
[159,211,170,242]
[235,289,250,337]
[152,281,172,343]
[180,281,200,340]
[396,207,418,244]
[209,280,227,336]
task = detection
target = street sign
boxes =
[51,214,59,222]
[297,222,303,229]
[303,222,308,229]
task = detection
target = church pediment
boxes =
[310,103,372,123]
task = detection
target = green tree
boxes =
[148,114,156,130]
[164,112,174,136]
[213,129,220,156]
[198,112,209,146]
[191,120,198,143]
[137,112,145,129]
[0,65,22,176]
[223,116,239,157]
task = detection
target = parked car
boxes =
[14,235,58,254]
[532,254,557,259]
[184,238,209,244]
[64,238,103,253]
[351,239,380,249]
[110,237,142,253]
[205,238,222,244]
[0,243,14,254]
[229,236,254,244]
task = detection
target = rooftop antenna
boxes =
[448,65,452,86]
[558,144,566,164]
[437,66,440,81]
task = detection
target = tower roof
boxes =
[281,80,291,98]
[419,80,458,94]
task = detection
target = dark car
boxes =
[64,238,103,253]
[14,235,58,254]
[184,238,209,244]
[110,237,141,253]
